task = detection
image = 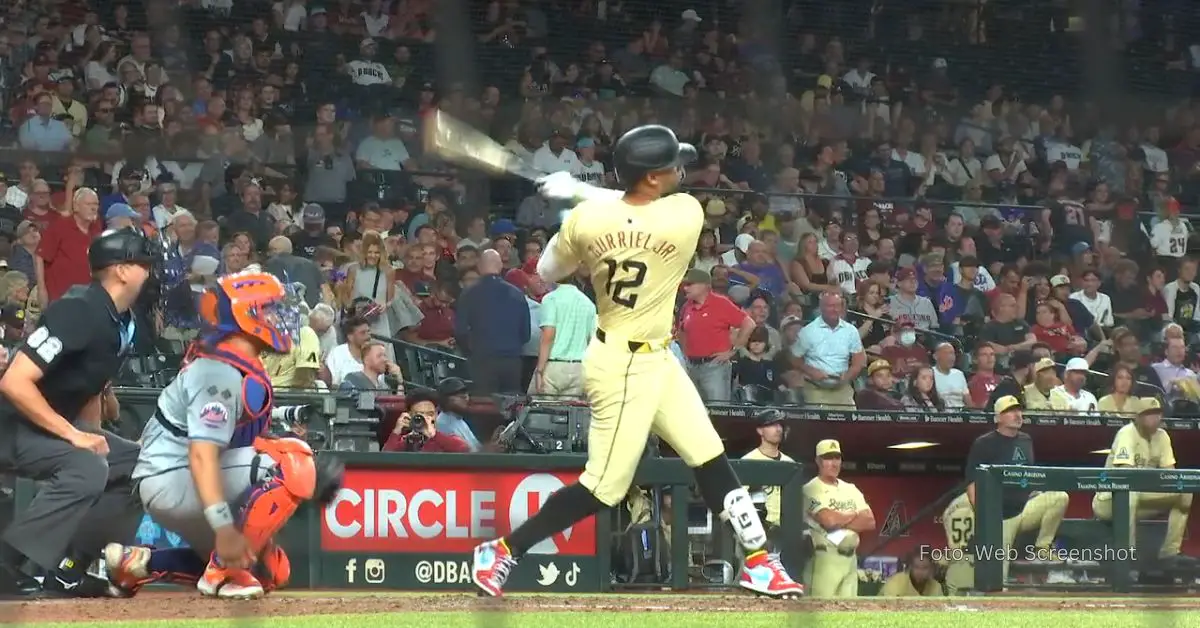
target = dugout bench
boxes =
[976,464,1200,592]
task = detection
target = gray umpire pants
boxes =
[0,420,142,571]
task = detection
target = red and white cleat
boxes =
[739,551,805,598]
[197,555,265,600]
[102,543,152,595]
[471,539,518,597]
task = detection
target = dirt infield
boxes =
[4,591,1200,624]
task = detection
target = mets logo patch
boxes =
[199,402,230,428]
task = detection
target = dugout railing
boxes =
[974,464,1200,593]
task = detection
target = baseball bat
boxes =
[423,110,545,182]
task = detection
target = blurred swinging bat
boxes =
[423,110,545,181]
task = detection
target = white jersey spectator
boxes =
[1045,141,1084,171]
[1150,215,1192,259]
[1049,384,1099,413]
[1142,142,1170,173]
[932,345,970,409]
[347,40,392,86]
[1070,269,1114,327]
[570,137,606,185]
[827,255,870,295]
[951,261,995,292]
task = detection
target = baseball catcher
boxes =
[103,271,343,599]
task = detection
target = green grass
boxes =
[20,610,1200,628]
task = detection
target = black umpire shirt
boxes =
[965,429,1035,519]
[0,282,127,424]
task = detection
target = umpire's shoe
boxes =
[0,561,41,598]
[41,571,128,598]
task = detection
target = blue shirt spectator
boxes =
[730,240,787,298]
[436,410,483,452]
[18,95,73,152]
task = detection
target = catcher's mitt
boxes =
[314,454,345,506]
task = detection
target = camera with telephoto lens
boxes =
[271,405,319,431]
[404,413,429,450]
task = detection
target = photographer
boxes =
[382,389,469,453]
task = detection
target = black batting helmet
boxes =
[755,408,785,427]
[612,124,698,185]
[88,227,160,272]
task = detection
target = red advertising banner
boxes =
[321,468,597,555]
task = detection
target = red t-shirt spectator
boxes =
[416,299,455,342]
[879,344,929,378]
[679,292,750,358]
[1032,322,1072,354]
[23,205,58,233]
[968,371,1000,407]
[38,213,101,302]
[396,268,435,294]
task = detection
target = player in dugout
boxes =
[879,548,944,597]
[802,439,876,597]
[740,409,796,551]
[1091,397,1198,568]
[962,395,1070,582]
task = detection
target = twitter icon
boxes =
[537,563,560,586]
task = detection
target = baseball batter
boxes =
[101,272,343,599]
[801,439,875,597]
[1092,397,1196,567]
[470,125,803,598]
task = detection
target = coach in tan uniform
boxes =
[1092,397,1196,566]
[802,439,876,597]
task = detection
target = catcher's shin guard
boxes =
[238,437,317,590]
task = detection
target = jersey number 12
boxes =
[603,259,647,308]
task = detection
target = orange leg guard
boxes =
[240,437,316,590]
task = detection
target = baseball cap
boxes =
[933,58,948,69]
[105,203,139,220]
[816,74,833,89]
[681,9,702,21]
[780,315,804,329]
[119,164,144,179]
[993,395,1022,414]
[981,215,1002,230]
[437,377,469,397]
[682,268,711,285]
[1034,357,1057,372]
[301,203,326,223]
[1139,397,1164,415]
[896,267,916,282]
[1071,242,1092,257]
[360,38,377,48]
[14,220,36,238]
[1064,357,1090,373]
[491,218,517,236]
[0,304,26,327]
[576,137,595,149]
[1050,274,1071,288]
[959,255,980,268]
[867,359,892,377]
[309,7,327,15]
[815,439,842,457]
[734,233,754,253]
[1010,349,1034,370]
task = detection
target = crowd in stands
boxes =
[1,0,1200,418]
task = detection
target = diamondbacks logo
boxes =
[880,500,908,538]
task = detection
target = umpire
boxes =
[0,228,157,598]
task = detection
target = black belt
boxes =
[687,356,716,365]
[153,408,187,439]
[595,329,654,353]
[549,359,582,363]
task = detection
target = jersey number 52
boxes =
[603,259,648,309]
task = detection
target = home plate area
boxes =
[5,591,1200,623]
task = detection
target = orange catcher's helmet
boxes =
[198,271,300,353]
